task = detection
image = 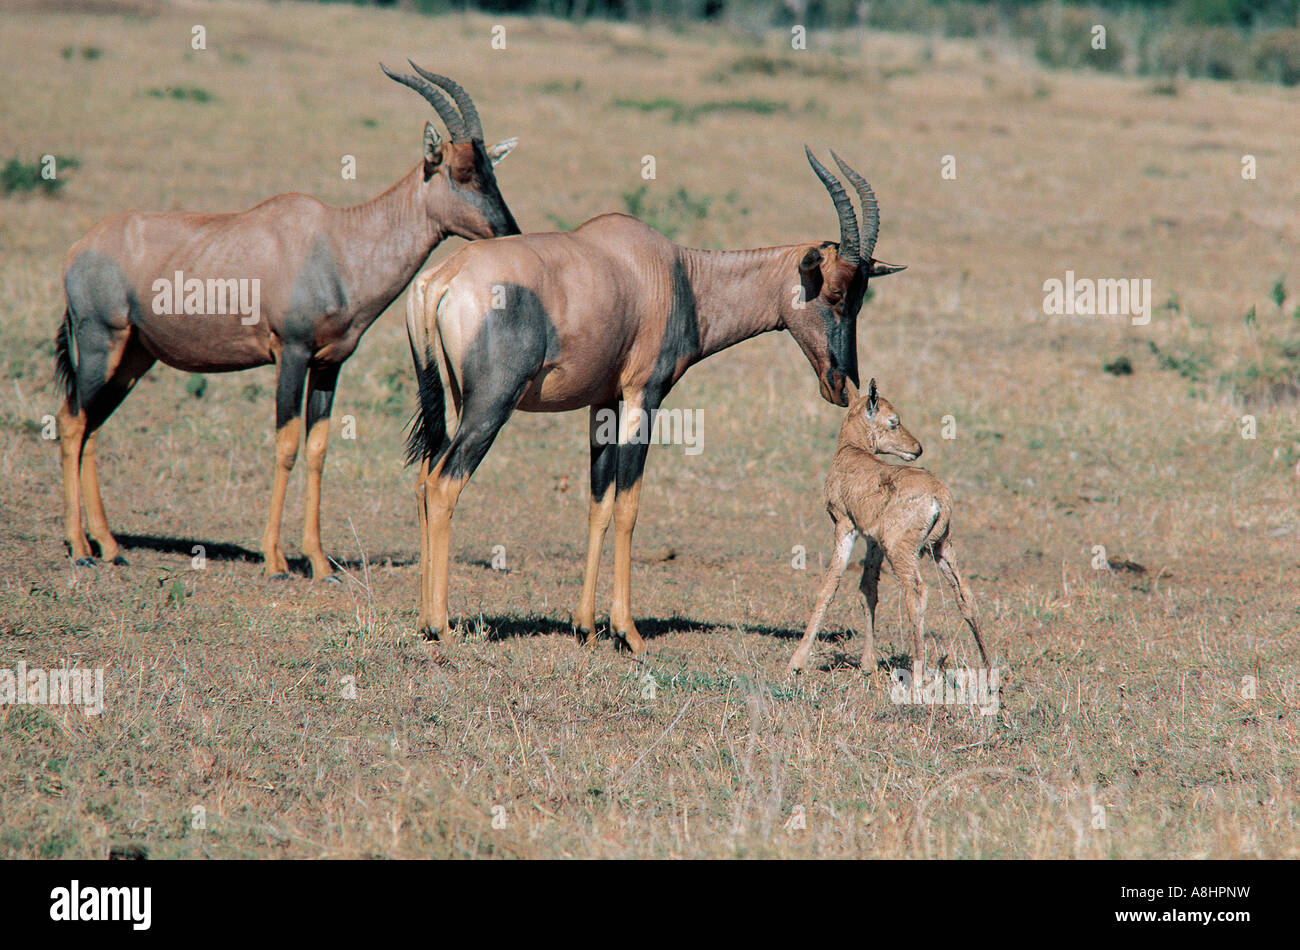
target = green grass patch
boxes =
[2,155,79,197]
[612,96,788,124]
[146,86,216,103]
[622,185,714,241]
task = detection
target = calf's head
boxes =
[839,378,922,461]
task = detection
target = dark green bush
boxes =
[1252,29,1300,85]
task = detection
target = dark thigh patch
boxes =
[64,249,144,398]
[458,284,558,397]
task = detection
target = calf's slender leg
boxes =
[857,537,885,672]
[933,539,989,666]
[891,551,928,679]
[789,517,857,671]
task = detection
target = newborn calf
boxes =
[788,379,989,675]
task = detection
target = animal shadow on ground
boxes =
[113,533,416,574]
[461,614,836,650]
[812,646,917,674]
[463,614,726,646]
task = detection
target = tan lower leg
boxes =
[789,527,856,671]
[260,419,301,576]
[301,416,332,578]
[858,551,882,672]
[939,546,989,666]
[575,484,614,640]
[58,406,91,561]
[423,471,465,639]
[414,459,432,632]
[79,432,121,563]
[899,565,928,679]
[609,480,645,653]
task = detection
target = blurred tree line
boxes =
[379,0,1297,28]
[359,0,1300,82]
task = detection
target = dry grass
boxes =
[0,0,1298,858]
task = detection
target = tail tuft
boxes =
[55,310,78,412]
[404,355,447,468]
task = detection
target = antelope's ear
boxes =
[423,122,444,170]
[487,137,518,166]
[798,246,824,299]
[866,378,879,416]
[868,260,906,278]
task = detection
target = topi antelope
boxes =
[54,63,519,579]
[405,147,904,649]
[788,379,990,675]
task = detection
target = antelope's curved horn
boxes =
[380,62,468,142]
[407,62,484,141]
[804,146,860,267]
[829,150,880,262]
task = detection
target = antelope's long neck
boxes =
[335,164,439,311]
[680,245,804,360]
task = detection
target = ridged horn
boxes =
[829,149,880,262]
[407,62,483,141]
[380,62,468,142]
[804,146,860,267]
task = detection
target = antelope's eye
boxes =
[889,417,899,429]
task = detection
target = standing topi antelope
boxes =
[405,147,904,649]
[787,379,990,675]
[55,63,519,579]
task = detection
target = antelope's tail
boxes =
[55,308,78,413]
[403,276,449,468]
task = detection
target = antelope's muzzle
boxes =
[820,330,858,406]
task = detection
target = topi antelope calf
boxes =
[788,379,989,675]
[405,147,905,649]
[54,63,519,580]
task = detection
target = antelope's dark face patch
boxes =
[786,243,863,406]
[432,141,520,240]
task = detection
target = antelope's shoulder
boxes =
[573,212,673,243]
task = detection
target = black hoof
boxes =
[74,557,97,567]
[111,555,129,566]
[267,572,292,581]
[417,626,438,641]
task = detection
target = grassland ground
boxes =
[0,0,1297,858]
